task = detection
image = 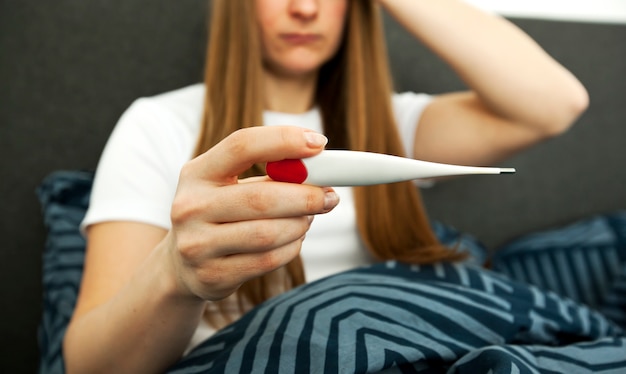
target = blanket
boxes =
[37,171,626,373]
[171,261,625,373]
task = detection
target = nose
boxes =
[289,0,318,21]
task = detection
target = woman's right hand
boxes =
[164,126,340,302]
[64,126,338,374]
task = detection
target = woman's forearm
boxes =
[63,236,206,374]
[378,0,588,134]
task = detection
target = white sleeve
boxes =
[81,98,195,233]
[392,92,433,158]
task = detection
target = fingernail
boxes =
[307,215,314,224]
[323,188,340,211]
[304,132,328,148]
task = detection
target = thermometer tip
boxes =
[500,168,516,174]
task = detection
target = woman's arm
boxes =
[63,127,339,374]
[378,0,588,165]
[65,222,204,374]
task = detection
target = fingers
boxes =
[171,179,339,229]
[179,238,305,300]
[193,126,328,184]
[201,182,339,222]
[218,240,303,283]
[183,216,313,258]
[173,216,312,300]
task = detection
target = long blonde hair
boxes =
[197,0,466,324]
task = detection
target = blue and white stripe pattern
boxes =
[171,261,625,373]
[37,171,626,373]
[37,171,92,374]
[492,212,626,328]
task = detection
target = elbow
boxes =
[541,80,589,138]
[572,82,590,118]
[560,81,589,132]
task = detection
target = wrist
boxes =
[153,232,205,306]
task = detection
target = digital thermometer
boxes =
[266,150,515,186]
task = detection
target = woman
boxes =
[63,0,588,372]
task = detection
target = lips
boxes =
[280,33,321,44]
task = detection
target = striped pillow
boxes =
[492,211,626,328]
[37,170,93,374]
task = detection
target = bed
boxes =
[1,1,625,372]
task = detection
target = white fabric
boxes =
[81,83,432,351]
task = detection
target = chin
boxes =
[269,63,322,78]
[285,64,323,77]
[269,52,333,78]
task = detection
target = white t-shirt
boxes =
[81,83,433,351]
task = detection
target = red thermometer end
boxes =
[266,159,308,184]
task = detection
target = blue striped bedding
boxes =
[491,213,626,328]
[171,261,625,373]
[37,171,626,373]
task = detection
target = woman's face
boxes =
[255,0,349,78]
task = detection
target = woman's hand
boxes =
[165,126,340,302]
[64,126,339,374]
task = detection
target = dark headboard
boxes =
[1,1,624,372]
